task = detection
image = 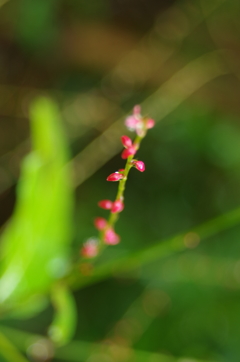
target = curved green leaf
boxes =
[0,97,74,314]
[48,283,77,346]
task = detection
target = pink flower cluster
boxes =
[121,135,137,159]
[106,160,145,181]
[81,105,155,258]
[89,197,125,250]
[125,105,155,136]
[93,217,120,245]
[98,199,124,213]
[81,238,98,258]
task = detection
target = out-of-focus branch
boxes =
[0,325,217,362]
[0,0,228,195]
[71,51,228,187]
[0,0,9,8]
[67,203,240,290]
[200,0,240,82]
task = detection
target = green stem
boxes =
[0,325,216,362]
[0,330,29,362]
[79,133,145,261]
[67,206,240,290]
[100,134,143,238]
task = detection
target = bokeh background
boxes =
[1,0,240,361]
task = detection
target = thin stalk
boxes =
[105,134,142,231]
[79,119,147,261]
[67,205,240,290]
[0,330,29,362]
[0,325,216,362]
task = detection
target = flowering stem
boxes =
[97,134,145,252]
[107,135,142,229]
[80,106,155,259]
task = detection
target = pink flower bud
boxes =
[118,169,125,173]
[94,217,107,230]
[81,238,98,258]
[121,135,132,148]
[133,105,141,115]
[121,146,137,159]
[146,118,155,129]
[125,116,139,131]
[132,160,145,172]
[98,199,113,210]
[111,200,124,213]
[107,172,123,181]
[103,228,120,245]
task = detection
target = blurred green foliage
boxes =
[0,98,74,318]
[1,0,240,361]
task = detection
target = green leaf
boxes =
[0,97,74,315]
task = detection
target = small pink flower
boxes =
[133,105,141,116]
[125,116,139,131]
[111,200,124,213]
[107,172,123,181]
[94,217,107,230]
[132,160,145,172]
[98,199,113,210]
[81,238,99,258]
[103,228,120,245]
[121,135,132,148]
[146,118,155,129]
[121,146,137,159]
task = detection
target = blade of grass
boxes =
[67,206,240,290]
[0,0,228,196]
[0,329,29,362]
[0,0,9,8]
[0,325,217,362]
[71,50,228,187]
[56,339,216,362]
[142,253,240,289]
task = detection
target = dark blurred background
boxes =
[1,0,240,361]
